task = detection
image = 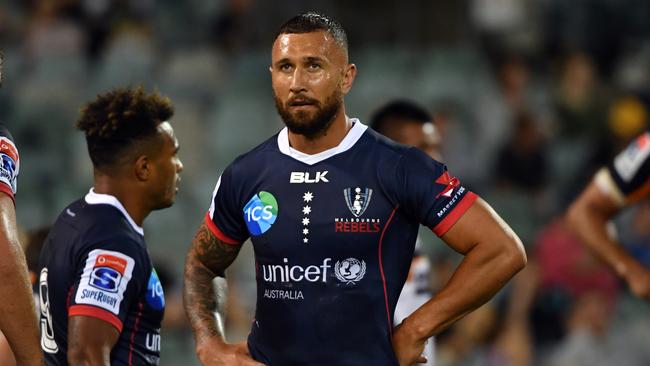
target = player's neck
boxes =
[92,176,150,226]
[287,111,353,155]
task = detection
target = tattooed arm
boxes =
[183,221,263,366]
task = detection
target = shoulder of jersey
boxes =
[58,199,142,241]
[363,128,418,157]
[229,133,281,168]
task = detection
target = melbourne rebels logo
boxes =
[89,254,127,293]
[244,191,279,236]
[335,258,367,285]
[344,187,373,217]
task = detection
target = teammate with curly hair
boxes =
[38,87,183,365]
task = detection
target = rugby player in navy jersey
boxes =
[568,131,650,300]
[183,12,526,366]
[0,124,43,366]
[38,87,183,365]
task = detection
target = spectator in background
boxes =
[370,100,441,366]
[495,111,548,193]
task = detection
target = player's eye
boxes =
[279,63,292,72]
[308,63,321,70]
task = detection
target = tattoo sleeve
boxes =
[183,221,243,343]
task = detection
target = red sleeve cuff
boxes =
[431,192,478,236]
[0,184,15,206]
[204,212,241,245]
[68,305,123,333]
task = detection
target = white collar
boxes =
[84,188,144,236]
[277,118,367,165]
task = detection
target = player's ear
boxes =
[269,65,273,74]
[134,155,150,181]
[341,63,356,95]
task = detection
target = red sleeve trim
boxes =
[0,183,15,206]
[68,305,123,333]
[432,192,478,237]
[204,212,241,245]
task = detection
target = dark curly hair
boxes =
[76,86,174,170]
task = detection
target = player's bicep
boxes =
[67,316,118,364]
[187,220,243,277]
[440,198,522,256]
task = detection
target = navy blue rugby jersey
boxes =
[595,131,650,205]
[206,120,477,365]
[38,189,165,365]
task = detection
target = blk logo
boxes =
[290,171,329,184]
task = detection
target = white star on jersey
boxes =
[303,191,314,202]
[302,206,311,215]
[303,228,309,235]
[303,237,309,243]
[302,217,310,226]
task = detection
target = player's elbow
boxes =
[566,198,586,231]
[499,234,527,276]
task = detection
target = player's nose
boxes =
[289,68,308,94]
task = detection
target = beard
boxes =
[274,89,342,140]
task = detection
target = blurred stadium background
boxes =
[2,0,650,365]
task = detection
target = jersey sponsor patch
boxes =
[75,249,135,315]
[243,191,278,236]
[614,132,650,182]
[146,269,165,311]
[0,137,19,194]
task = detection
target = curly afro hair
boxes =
[77,86,174,170]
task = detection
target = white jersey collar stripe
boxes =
[84,188,145,236]
[277,118,367,165]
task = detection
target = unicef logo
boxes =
[335,258,367,285]
[244,191,279,236]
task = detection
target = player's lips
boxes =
[288,97,318,108]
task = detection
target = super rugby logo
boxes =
[244,191,278,236]
[75,249,134,315]
[89,253,127,293]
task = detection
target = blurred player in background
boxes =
[184,12,525,366]
[568,131,650,300]
[371,100,442,366]
[38,87,183,365]
[0,51,44,366]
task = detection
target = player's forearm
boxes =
[183,253,227,345]
[404,236,526,339]
[0,212,42,365]
[567,186,633,277]
[67,344,111,366]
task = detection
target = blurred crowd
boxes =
[1,0,650,365]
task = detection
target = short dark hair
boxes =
[276,12,348,52]
[76,86,174,169]
[370,100,432,134]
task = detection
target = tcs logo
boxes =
[244,191,279,236]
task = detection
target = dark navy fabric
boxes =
[39,198,164,365]
[207,125,476,365]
